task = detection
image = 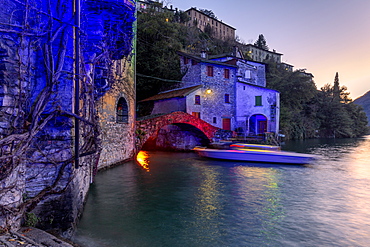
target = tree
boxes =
[254,34,269,50]
[316,79,367,138]
[173,10,190,23]
[136,11,185,105]
[266,61,318,139]
[333,72,341,102]
[266,63,368,139]
[136,10,238,103]
[199,9,218,19]
[204,23,213,37]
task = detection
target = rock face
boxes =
[0,164,25,229]
[0,0,136,235]
[354,91,370,126]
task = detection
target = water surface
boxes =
[74,136,370,246]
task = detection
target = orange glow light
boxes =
[136,151,150,172]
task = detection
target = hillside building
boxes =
[137,0,176,13]
[244,44,282,63]
[184,8,236,41]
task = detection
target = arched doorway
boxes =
[116,97,128,123]
[249,114,267,135]
[142,123,210,151]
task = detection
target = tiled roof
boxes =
[140,85,202,102]
[177,51,238,68]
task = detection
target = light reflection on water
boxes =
[136,151,150,172]
[74,136,370,247]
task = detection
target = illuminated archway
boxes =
[249,114,267,135]
[142,123,210,151]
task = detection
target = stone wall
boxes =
[23,134,94,236]
[0,0,136,235]
[0,163,25,229]
[136,111,221,152]
[190,62,236,129]
[154,124,210,151]
[235,82,280,135]
[0,0,38,230]
[96,59,136,169]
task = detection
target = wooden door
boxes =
[222,118,231,130]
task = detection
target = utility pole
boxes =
[74,0,80,169]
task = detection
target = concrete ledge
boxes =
[0,227,78,247]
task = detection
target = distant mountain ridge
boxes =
[354,90,370,125]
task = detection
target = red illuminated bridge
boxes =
[135,111,232,153]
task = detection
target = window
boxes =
[117,97,129,123]
[195,95,200,105]
[224,94,230,103]
[255,96,262,106]
[192,112,200,118]
[207,66,213,77]
[224,68,230,79]
[245,70,251,79]
[213,117,217,124]
[184,57,189,64]
[191,59,198,66]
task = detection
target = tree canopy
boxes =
[254,34,269,50]
[198,8,218,19]
[266,64,368,139]
[137,10,237,102]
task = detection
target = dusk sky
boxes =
[167,0,370,99]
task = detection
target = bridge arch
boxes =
[135,111,220,153]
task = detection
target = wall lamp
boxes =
[206,89,212,94]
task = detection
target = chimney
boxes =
[200,51,207,59]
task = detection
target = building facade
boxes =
[184,8,236,40]
[142,51,280,137]
[137,0,176,13]
[244,44,282,63]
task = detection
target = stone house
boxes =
[0,0,136,234]
[210,53,280,136]
[142,50,280,137]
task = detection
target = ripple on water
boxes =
[75,137,370,247]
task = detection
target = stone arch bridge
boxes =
[135,111,232,152]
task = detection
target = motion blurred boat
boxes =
[229,143,281,151]
[193,143,316,165]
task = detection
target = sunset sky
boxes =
[167,0,370,99]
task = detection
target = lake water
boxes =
[74,136,370,247]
